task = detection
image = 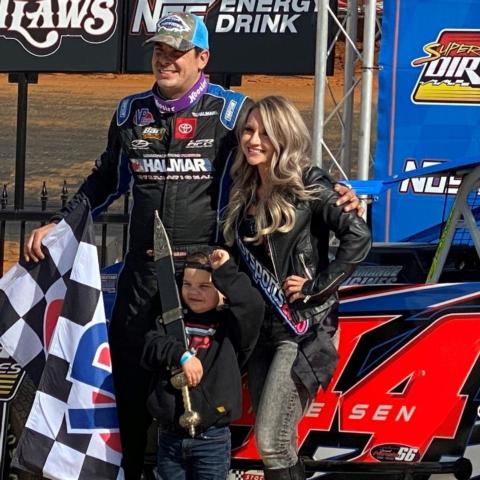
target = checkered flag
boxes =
[0,200,124,480]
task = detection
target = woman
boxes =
[223,96,371,480]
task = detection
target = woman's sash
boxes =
[236,233,309,335]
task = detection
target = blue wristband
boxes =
[180,351,193,366]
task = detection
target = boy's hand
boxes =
[182,356,203,387]
[209,249,230,270]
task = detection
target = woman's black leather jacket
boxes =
[266,166,371,333]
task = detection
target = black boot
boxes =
[263,460,305,480]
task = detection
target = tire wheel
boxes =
[8,375,43,480]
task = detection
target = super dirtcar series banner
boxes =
[373,0,480,242]
[0,0,336,74]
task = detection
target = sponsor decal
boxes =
[0,357,23,401]
[192,110,218,117]
[229,472,264,480]
[175,117,197,139]
[119,98,129,120]
[232,307,480,463]
[133,157,210,173]
[188,76,208,105]
[131,0,214,34]
[100,273,117,294]
[411,30,480,105]
[398,159,462,195]
[142,126,166,140]
[130,157,213,174]
[224,99,237,121]
[130,159,141,172]
[156,13,190,33]
[186,138,214,148]
[343,265,403,285]
[0,0,117,56]
[131,139,151,149]
[130,0,313,36]
[133,108,155,126]
[371,444,420,462]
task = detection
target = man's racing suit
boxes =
[54,78,249,479]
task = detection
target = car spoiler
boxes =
[343,156,480,197]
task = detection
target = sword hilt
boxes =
[171,371,201,437]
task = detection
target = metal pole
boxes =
[8,72,38,210]
[14,74,28,211]
[0,403,9,480]
[0,185,7,277]
[358,0,377,180]
[341,0,358,177]
[312,0,330,167]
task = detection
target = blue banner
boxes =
[373,0,480,242]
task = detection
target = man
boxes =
[25,12,361,479]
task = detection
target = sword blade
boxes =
[154,210,188,348]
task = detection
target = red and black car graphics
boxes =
[230,282,480,479]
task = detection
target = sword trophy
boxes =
[153,210,201,437]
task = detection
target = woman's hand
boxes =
[181,355,203,387]
[283,275,309,303]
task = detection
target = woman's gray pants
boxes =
[248,339,308,470]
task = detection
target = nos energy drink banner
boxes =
[373,0,480,242]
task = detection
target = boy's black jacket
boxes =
[141,258,264,432]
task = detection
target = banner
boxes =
[0,0,124,72]
[0,202,123,480]
[126,0,336,75]
[0,0,336,74]
[373,0,480,242]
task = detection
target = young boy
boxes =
[141,249,264,480]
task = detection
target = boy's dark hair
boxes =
[184,251,212,272]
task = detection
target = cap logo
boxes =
[157,15,190,34]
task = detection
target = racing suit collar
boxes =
[153,72,208,114]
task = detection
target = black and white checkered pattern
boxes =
[0,201,124,480]
[228,470,265,480]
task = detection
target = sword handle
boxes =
[171,371,201,437]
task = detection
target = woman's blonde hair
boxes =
[223,95,321,246]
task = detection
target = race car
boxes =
[227,159,480,479]
[2,158,480,480]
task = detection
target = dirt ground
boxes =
[0,46,376,269]
[0,73,367,196]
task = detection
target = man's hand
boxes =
[334,183,365,217]
[24,223,56,262]
[182,355,203,387]
[209,249,230,270]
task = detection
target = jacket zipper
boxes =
[266,235,281,284]
[310,271,347,299]
[298,253,312,303]
[298,253,313,280]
